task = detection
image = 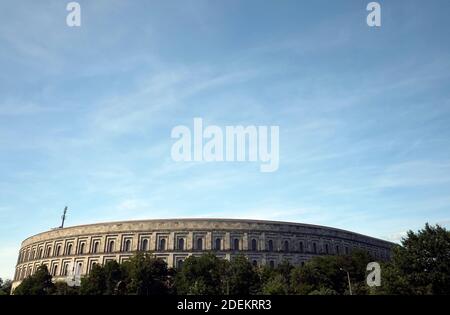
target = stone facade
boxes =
[12,218,394,290]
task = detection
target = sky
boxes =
[1,0,450,280]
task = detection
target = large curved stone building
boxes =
[12,218,394,290]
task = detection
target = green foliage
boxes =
[375,224,450,295]
[80,254,170,295]
[174,253,229,295]
[80,263,107,295]
[53,281,79,295]
[123,253,170,295]
[289,250,372,295]
[227,255,260,295]
[0,278,12,295]
[13,265,54,295]
[261,274,289,295]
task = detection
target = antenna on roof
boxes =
[60,206,68,228]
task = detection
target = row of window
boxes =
[18,254,308,281]
[19,236,386,264]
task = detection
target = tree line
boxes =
[9,223,450,295]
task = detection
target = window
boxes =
[141,239,149,251]
[124,239,131,252]
[75,263,83,276]
[63,264,69,276]
[38,248,43,259]
[159,238,166,251]
[197,238,203,250]
[46,247,51,258]
[56,245,61,256]
[252,260,258,267]
[93,241,99,253]
[269,261,275,268]
[233,238,240,250]
[325,244,329,254]
[66,244,72,255]
[31,250,35,260]
[52,265,58,276]
[178,238,184,251]
[215,238,221,250]
[108,240,115,253]
[299,242,304,253]
[176,259,184,270]
[336,245,340,255]
[345,246,349,255]
[251,239,257,251]
[268,240,274,252]
[284,240,289,252]
[79,243,85,254]
[313,243,317,254]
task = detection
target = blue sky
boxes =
[1,0,450,279]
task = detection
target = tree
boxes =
[227,255,260,295]
[122,253,170,295]
[174,253,229,295]
[0,278,12,295]
[103,260,124,295]
[261,274,289,295]
[289,250,372,295]
[13,265,54,295]
[53,281,79,295]
[80,264,107,295]
[376,224,450,295]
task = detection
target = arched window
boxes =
[76,263,83,276]
[251,239,257,251]
[233,239,240,250]
[268,240,274,252]
[284,240,289,252]
[197,238,203,250]
[124,240,131,252]
[52,264,58,276]
[56,245,61,256]
[31,250,35,260]
[26,250,30,261]
[178,238,184,250]
[176,259,184,270]
[252,260,258,267]
[46,247,51,258]
[63,264,69,276]
[215,238,221,250]
[38,248,43,259]
[93,241,99,253]
[269,261,275,268]
[108,240,115,253]
[336,245,340,255]
[299,242,304,253]
[79,243,85,254]
[141,239,149,251]
[159,238,166,251]
[66,244,72,255]
[325,244,329,254]
[345,246,349,255]
[313,243,317,254]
